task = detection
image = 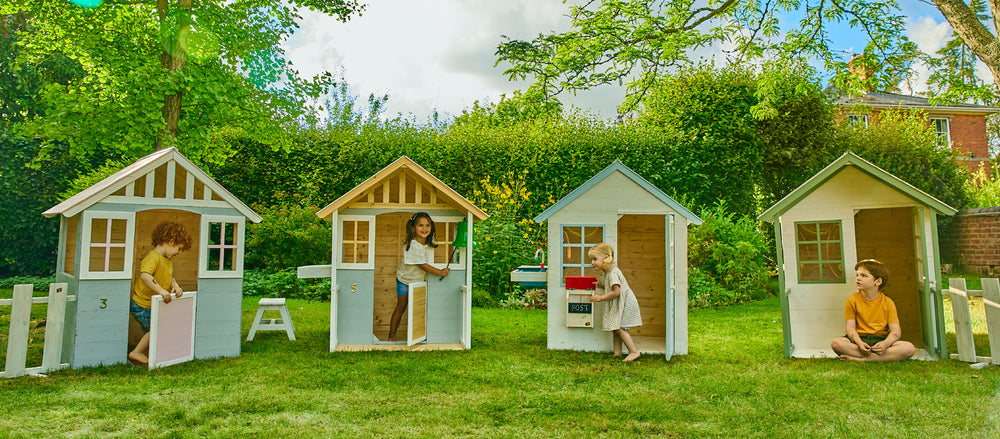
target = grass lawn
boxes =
[2,293,999,438]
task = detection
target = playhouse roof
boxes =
[534,159,702,224]
[316,156,488,220]
[758,151,958,222]
[43,147,262,223]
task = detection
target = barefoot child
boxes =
[831,259,916,362]
[588,242,642,362]
[128,222,192,365]
[388,212,450,342]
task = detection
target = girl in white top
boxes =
[389,212,450,342]
[588,242,643,362]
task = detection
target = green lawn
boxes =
[1,295,999,438]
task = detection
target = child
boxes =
[127,222,193,365]
[588,242,642,362]
[831,259,916,362]
[388,212,450,342]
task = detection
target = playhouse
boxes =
[758,152,956,360]
[532,160,702,359]
[297,156,487,351]
[42,147,261,368]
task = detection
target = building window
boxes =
[80,211,135,279]
[199,215,245,278]
[931,118,951,148]
[560,225,604,284]
[794,221,845,283]
[206,221,239,272]
[847,114,868,128]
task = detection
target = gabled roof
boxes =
[833,90,1000,115]
[534,160,702,224]
[43,147,262,223]
[758,151,957,222]
[316,156,488,220]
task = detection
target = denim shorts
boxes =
[130,299,152,333]
[396,279,409,296]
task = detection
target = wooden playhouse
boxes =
[532,160,702,359]
[758,152,956,360]
[298,157,487,351]
[43,147,261,368]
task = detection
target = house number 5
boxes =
[100,298,108,309]
[351,284,358,293]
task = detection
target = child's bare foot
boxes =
[623,352,640,362]
[128,351,148,365]
[840,354,865,362]
[613,353,623,357]
[388,335,398,342]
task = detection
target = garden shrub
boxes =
[243,269,330,301]
[244,204,331,271]
[965,168,1000,208]
[688,201,774,307]
[0,275,57,291]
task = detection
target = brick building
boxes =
[940,207,1000,274]
[835,92,997,176]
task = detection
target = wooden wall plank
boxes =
[980,278,1000,365]
[948,278,977,362]
[4,285,33,378]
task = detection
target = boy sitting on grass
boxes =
[831,259,916,362]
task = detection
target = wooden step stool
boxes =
[247,298,296,341]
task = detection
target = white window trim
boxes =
[930,116,952,148]
[559,224,605,285]
[429,215,468,271]
[338,215,376,270]
[199,215,246,278]
[79,211,136,280]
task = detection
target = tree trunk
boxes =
[934,0,1000,88]
[155,0,193,150]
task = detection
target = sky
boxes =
[283,0,986,123]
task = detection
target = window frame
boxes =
[198,215,246,278]
[337,215,376,270]
[559,224,605,286]
[930,117,952,148]
[847,114,869,128]
[79,211,136,280]
[793,220,846,285]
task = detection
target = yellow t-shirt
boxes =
[844,291,900,337]
[131,250,173,309]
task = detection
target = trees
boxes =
[2,0,364,164]
[495,0,916,117]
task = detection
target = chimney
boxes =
[848,54,875,93]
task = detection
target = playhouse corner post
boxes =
[463,212,473,349]
[773,219,793,358]
[330,210,339,352]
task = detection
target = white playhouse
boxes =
[531,160,702,359]
[42,147,261,368]
[298,156,487,351]
[758,152,956,359]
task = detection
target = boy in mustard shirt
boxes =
[127,222,192,365]
[831,259,915,362]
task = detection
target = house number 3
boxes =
[100,298,108,309]
[351,284,358,293]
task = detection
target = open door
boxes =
[407,282,427,346]
[149,291,197,369]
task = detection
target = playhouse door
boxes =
[407,282,427,346]
[616,214,668,356]
[854,207,923,349]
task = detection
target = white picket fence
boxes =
[946,278,1000,369]
[1,283,76,378]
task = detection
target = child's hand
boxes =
[870,341,888,354]
[171,284,183,297]
[441,268,450,277]
[589,294,602,302]
[160,290,172,304]
[858,342,872,353]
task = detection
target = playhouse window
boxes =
[434,222,462,266]
[199,215,245,278]
[79,211,135,280]
[560,225,604,283]
[342,220,370,264]
[795,221,845,283]
[338,216,375,269]
[206,221,239,272]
